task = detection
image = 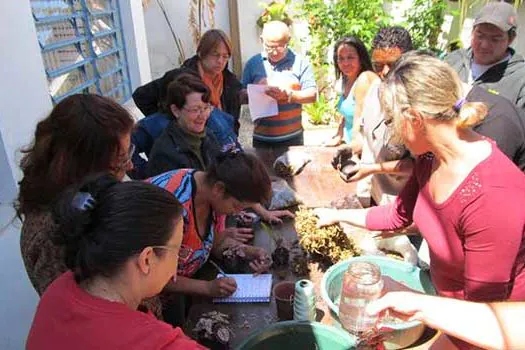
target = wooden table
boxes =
[185,146,437,349]
[250,145,357,208]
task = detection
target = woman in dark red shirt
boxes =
[316,52,525,303]
[27,176,205,350]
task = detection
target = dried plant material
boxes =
[193,311,232,346]
[271,237,290,267]
[189,0,216,47]
[273,151,312,177]
[295,206,360,263]
[234,211,260,229]
[290,240,310,276]
[222,245,249,273]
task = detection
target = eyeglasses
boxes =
[263,41,288,53]
[152,245,192,260]
[182,104,212,115]
[114,143,135,171]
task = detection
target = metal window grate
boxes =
[31,0,131,104]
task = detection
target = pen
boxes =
[209,259,229,277]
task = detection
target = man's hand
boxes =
[265,86,289,103]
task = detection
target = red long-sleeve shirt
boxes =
[27,271,206,350]
[366,143,525,302]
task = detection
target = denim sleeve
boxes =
[207,109,240,148]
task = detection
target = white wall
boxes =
[0,1,151,348]
[0,1,51,348]
[120,0,152,90]
[142,0,231,79]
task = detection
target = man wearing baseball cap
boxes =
[446,2,525,111]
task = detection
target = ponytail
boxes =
[455,101,488,129]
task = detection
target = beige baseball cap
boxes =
[474,2,518,32]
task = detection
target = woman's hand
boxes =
[366,291,426,323]
[207,277,237,297]
[222,227,254,243]
[260,209,295,224]
[241,245,272,274]
[313,208,341,227]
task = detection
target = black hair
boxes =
[54,174,184,283]
[333,36,374,80]
[205,150,271,204]
[372,26,413,53]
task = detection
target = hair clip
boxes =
[453,98,466,113]
[221,143,241,155]
[72,192,96,211]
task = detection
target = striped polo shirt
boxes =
[242,49,317,143]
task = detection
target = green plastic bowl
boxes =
[321,256,436,349]
[235,321,356,350]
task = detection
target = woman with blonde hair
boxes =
[316,54,525,305]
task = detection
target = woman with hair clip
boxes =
[26,176,205,349]
[147,149,273,324]
[324,36,379,147]
[315,55,525,305]
[17,94,141,298]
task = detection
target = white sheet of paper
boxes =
[247,84,278,121]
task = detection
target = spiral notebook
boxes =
[213,274,273,303]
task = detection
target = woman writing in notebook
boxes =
[147,148,272,323]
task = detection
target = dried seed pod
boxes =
[193,311,233,348]
[271,237,290,267]
[222,245,249,273]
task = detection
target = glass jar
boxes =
[338,261,383,334]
